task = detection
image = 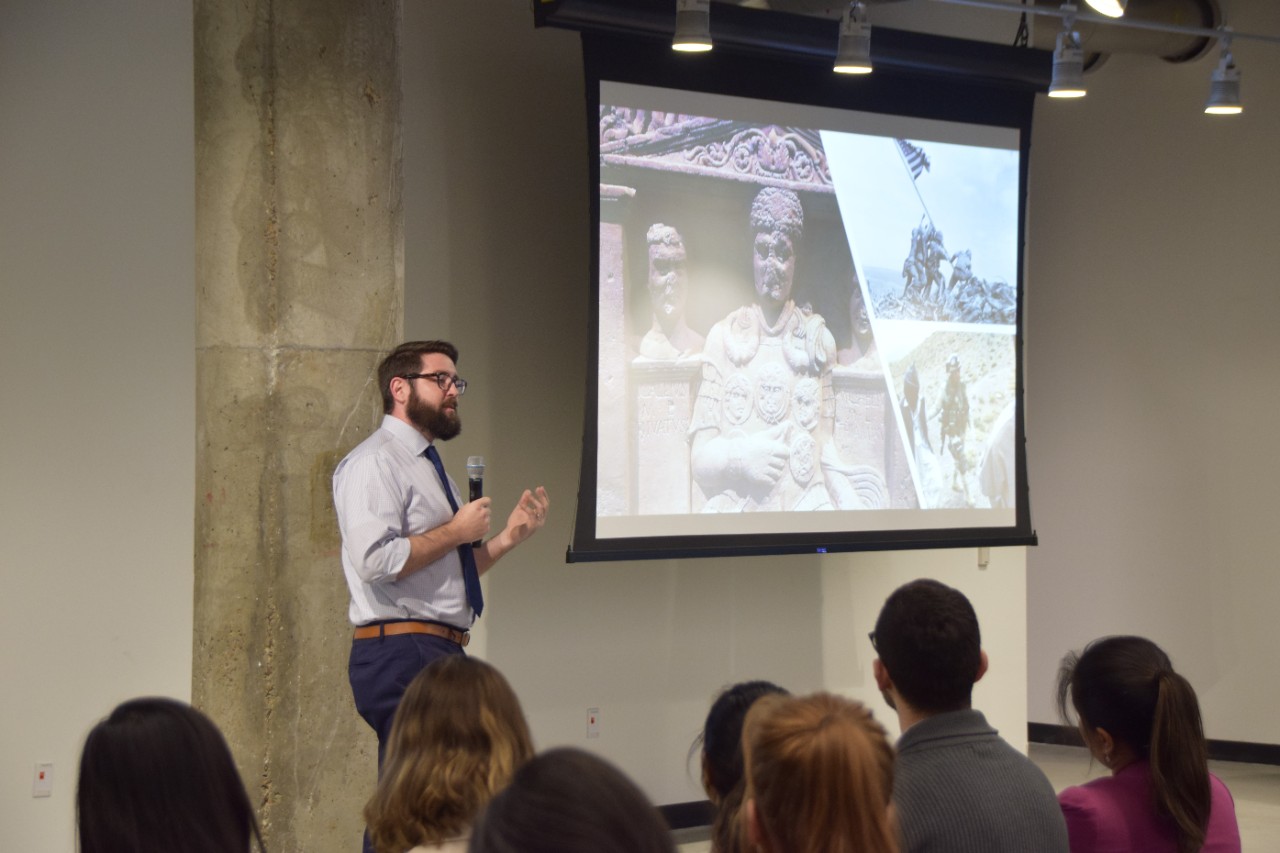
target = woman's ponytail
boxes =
[1149,670,1210,853]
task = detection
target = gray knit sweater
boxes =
[893,709,1069,853]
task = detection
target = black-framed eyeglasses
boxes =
[401,372,467,395]
[868,631,878,653]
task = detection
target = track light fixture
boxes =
[1048,5,1086,99]
[834,1,873,75]
[911,0,1280,114]
[672,0,712,53]
[1205,35,1242,115]
[1083,0,1126,18]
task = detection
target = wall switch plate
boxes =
[587,707,600,739]
[33,763,53,798]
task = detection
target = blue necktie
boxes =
[425,445,484,618]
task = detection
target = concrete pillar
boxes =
[194,2,402,850]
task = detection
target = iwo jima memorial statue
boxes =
[596,106,916,517]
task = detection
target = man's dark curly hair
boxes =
[874,578,982,713]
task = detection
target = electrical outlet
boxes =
[587,707,600,739]
[33,763,53,798]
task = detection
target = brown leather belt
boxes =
[353,621,470,647]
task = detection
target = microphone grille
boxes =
[466,456,485,473]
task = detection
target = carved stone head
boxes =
[749,188,803,313]
[645,223,688,325]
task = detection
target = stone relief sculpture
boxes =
[637,224,704,360]
[688,187,887,512]
[597,110,913,517]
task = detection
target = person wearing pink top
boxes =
[1056,636,1241,853]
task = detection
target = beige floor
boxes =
[675,743,1280,851]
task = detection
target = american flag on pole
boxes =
[896,138,931,181]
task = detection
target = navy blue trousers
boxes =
[349,631,464,853]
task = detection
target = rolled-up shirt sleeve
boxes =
[334,451,412,585]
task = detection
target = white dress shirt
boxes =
[332,415,472,628]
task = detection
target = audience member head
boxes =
[76,697,264,853]
[742,693,897,853]
[377,340,460,413]
[1058,635,1210,853]
[469,748,675,853]
[693,681,789,852]
[872,578,986,715]
[365,655,534,852]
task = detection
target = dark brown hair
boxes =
[1058,635,1210,853]
[470,748,675,853]
[874,578,981,713]
[377,340,459,413]
[77,698,264,853]
[693,681,789,853]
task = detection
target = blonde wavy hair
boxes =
[364,656,533,852]
[743,692,898,853]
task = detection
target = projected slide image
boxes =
[597,99,910,525]
[592,82,1021,539]
[881,328,1016,510]
[821,132,1019,327]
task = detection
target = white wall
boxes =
[0,2,195,850]
[401,0,1030,807]
[1025,3,1280,742]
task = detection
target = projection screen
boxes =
[570,33,1037,561]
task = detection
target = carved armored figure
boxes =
[689,187,839,512]
[638,224,704,359]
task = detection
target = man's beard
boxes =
[407,387,461,441]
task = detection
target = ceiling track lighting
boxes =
[672,0,712,53]
[655,0,1268,113]
[1083,0,1126,18]
[1048,5,1086,98]
[925,0,1279,113]
[834,1,873,74]
[1205,33,1242,115]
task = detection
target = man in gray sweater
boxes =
[871,579,1068,853]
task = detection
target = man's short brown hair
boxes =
[377,340,459,413]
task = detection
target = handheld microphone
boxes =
[466,456,485,548]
